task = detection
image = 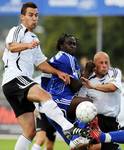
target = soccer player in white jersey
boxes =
[2,2,86,150]
[79,51,122,150]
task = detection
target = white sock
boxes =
[40,100,73,131]
[15,135,31,150]
[32,144,41,150]
[105,133,112,143]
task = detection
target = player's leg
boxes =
[97,114,120,150]
[2,77,36,150]
[45,125,56,150]
[99,130,124,144]
[28,84,73,130]
[45,138,55,150]
[88,115,121,150]
[28,84,87,139]
[87,117,101,150]
[88,129,124,148]
[67,96,100,150]
[32,113,55,150]
[32,131,46,150]
[15,112,36,150]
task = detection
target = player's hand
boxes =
[81,77,95,89]
[28,40,40,49]
[57,71,70,84]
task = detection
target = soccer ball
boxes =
[76,101,97,123]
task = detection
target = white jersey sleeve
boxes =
[33,46,47,67]
[6,26,24,46]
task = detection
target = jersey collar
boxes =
[20,24,28,33]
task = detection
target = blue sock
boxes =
[100,130,124,143]
[100,132,106,142]
[109,130,124,143]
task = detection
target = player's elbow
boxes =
[9,48,15,53]
[8,43,18,53]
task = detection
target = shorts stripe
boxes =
[16,76,36,89]
[17,76,31,85]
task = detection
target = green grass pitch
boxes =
[0,139,69,150]
[0,139,124,150]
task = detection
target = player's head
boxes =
[20,2,38,31]
[93,52,110,77]
[56,33,77,55]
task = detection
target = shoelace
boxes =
[64,127,89,140]
[72,127,88,138]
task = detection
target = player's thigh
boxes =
[17,112,35,137]
[27,84,52,102]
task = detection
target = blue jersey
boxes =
[45,51,80,113]
[40,51,85,145]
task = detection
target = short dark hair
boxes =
[56,33,77,51]
[21,2,37,15]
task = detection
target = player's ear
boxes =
[20,14,24,22]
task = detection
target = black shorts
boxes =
[36,113,56,142]
[2,76,37,117]
[97,114,120,150]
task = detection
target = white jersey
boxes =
[78,68,122,117]
[2,24,47,85]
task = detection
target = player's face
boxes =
[95,55,110,77]
[63,37,77,55]
[21,7,38,31]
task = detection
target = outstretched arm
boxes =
[81,77,117,92]
[7,40,39,52]
[37,61,70,85]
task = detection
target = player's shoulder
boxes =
[8,24,26,35]
[53,51,70,61]
[109,67,122,77]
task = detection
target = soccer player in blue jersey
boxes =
[33,34,93,150]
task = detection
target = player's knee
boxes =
[35,90,52,102]
[28,89,52,102]
[28,85,52,102]
[35,131,46,145]
[25,127,36,140]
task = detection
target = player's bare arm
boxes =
[37,61,70,84]
[7,40,39,52]
[81,77,117,92]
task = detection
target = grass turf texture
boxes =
[0,139,124,150]
[0,139,69,150]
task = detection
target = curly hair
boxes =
[56,33,77,51]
